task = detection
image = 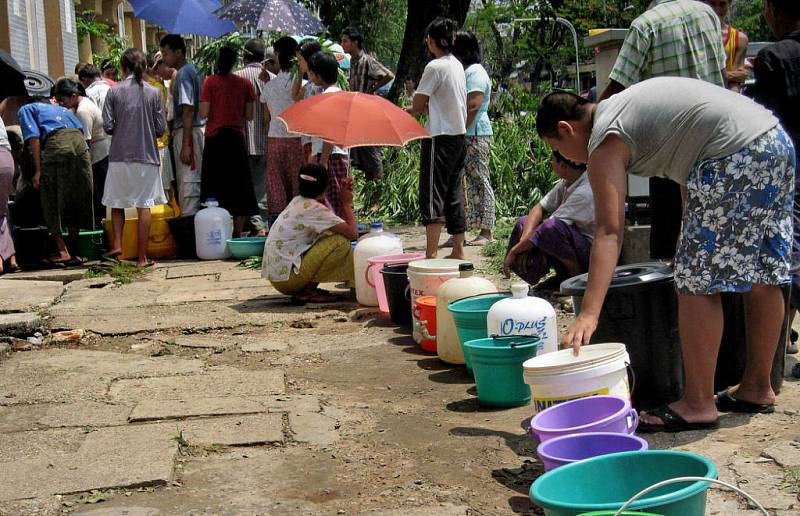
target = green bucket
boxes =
[578,512,662,516]
[531,450,717,516]
[63,229,105,261]
[448,293,510,373]
[463,335,540,407]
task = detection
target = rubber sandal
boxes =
[715,390,775,414]
[638,405,719,433]
[466,236,494,247]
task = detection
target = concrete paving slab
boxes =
[5,269,87,284]
[0,496,62,516]
[110,368,285,402]
[170,335,225,349]
[0,312,43,337]
[0,423,177,501]
[762,440,800,468]
[240,338,288,352]
[73,507,162,516]
[0,402,131,432]
[218,269,262,282]
[0,427,85,462]
[289,412,339,446]
[0,280,63,313]
[128,396,268,422]
[154,289,240,305]
[177,413,284,446]
[165,262,226,279]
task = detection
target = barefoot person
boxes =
[102,49,167,267]
[539,78,795,432]
[503,151,594,290]
[407,17,468,260]
[18,94,93,266]
[262,164,357,304]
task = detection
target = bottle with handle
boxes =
[353,222,403,306]
[194,197,233,260]
[487,283,558,354]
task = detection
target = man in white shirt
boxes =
[78,65,111,113]
[407,17,468,260]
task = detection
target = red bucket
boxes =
[414,296,437,353]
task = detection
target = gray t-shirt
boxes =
[541,173,595,240]
[588,77,778,185]
[173,63,205,130]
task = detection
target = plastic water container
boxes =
[523,343,631,413]
[408,259,468,343]
[194,198,233,260]
[488,283,559,354]
[102,202,178,260]
[435,263,497,364]
[367,252,425,312]
[354,222,403,306]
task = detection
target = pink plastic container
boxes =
[366,253,425,312]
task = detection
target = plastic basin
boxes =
[537,432,649,471]
[448,293,510,373]
[530,450,717,516]
[464,336,540,407]
[227,237,267,259]
[530,395,638,443]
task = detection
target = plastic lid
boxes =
[560,262,673,295]
[511,283,528,299]
[407,259,469,273]
[522,343,629,376]
[458,263,475,272]
[370,222,384,229]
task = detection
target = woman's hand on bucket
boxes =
[562,313,598,355]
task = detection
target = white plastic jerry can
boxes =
[194,197,233,260]
[487,283,559,354]
[353,222,403,306]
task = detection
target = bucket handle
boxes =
[451,290,512,305]
[488,334,540,348]
[413,307,435,340]
[404,284,411,302]
[625,362,636,399]
[365,262,378,288]
[627,408,639,434]
[614,477,768,516]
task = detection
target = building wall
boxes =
[6,0,51,75]
[60,0,79,75]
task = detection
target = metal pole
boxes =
[513,17,581,92]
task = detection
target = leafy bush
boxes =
[354,90,556,225]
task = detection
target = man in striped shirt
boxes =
[235,39,274,234]
[598,0,727,261]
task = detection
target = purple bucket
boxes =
[536,432,649,471]
[529,395,638,443]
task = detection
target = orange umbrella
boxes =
[277,91,429,148]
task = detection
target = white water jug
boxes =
[487,283,558,354]
[194,198,233,260]
[436,263,497,364]
[354,222,403,306]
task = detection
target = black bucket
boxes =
[382,263,412,326]
[11,226,50,266]
[167,215,197,259]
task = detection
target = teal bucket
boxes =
[578,512,662,516]
[531,450,717,516]
[463,335,541,407]
[448,293,510,373]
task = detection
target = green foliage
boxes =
[731,0,772,42]
[85,260,145,285]
[194,33,247,75]
[76,10,128,72]
[355,89,556,227]
[479,219,514,275]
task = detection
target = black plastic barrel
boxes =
[382,263,412,326]
[167,215,197,259]
[561,263,682,410]
[562,262,788,410]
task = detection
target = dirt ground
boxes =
[0,227,798,516]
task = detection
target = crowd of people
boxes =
[0,0,798,433]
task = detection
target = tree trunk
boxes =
[388,0,471,103]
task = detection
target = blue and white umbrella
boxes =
[215,0,324,35]
[129,0,236,37]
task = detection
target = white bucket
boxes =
[407,259,467,343]
[522,343,631,413]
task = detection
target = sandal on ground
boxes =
[62,256,88,268]
[466,236,494,246]
[440,237,455,248]
[637,405,720,433]
[715,390,775,414]
[137,260,156,269]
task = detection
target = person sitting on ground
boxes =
[262,163,357,305]
[503,150,594,289]
[307,51,351,220]
[17,93,93,266]
[541,78,794,432]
